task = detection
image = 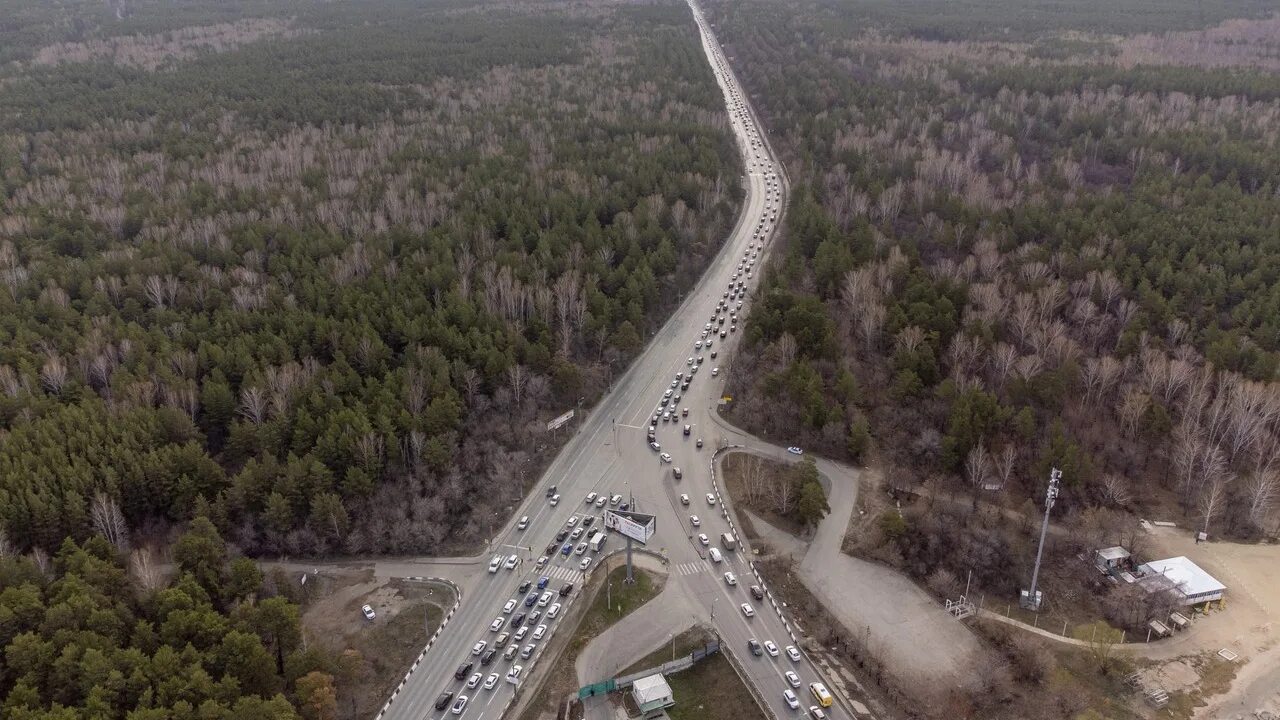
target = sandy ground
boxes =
[1133,526,1280,718]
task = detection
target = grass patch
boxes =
[348,581,453,717]
[1163,654,1238,720]
[517,565,665,720]
[665,653,767,720]
[620,627,718,676]
[720,452,808,537]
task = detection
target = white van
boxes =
[709,548,723,563]
[506,665,523,685]
[488,555,502,573]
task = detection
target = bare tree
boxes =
[0,530,14,558]
[994,444,1017,490]
[1117,389,1150,437]
[238,385,268,424]
[91,492,130,551]
[40,354,68,394]
[966,442,992,489]
[1198,472,1233,539]
[130,547,164,592]
[507,364,527,407]
[1100,473,1133,507]
[1245,471,1279,531]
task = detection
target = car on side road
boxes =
[787,446,804,455]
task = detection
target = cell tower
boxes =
[1020,467,1061,611]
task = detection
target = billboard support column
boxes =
[626,537,634,584]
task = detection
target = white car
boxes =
[488,555,502,573]
[764,640,779,657]
[517,515,529,530]
[741,603,755,617]
[785,670,801,688]
[532,624,547,640]
[680,494,690,505]
[466,672,482,688]
[490,618,503,632]
[595,496,607,508]
[472,641,487,656]
[483,673,499,690]
[547,603,562,619]
[550,494,560,506]
[506,665,523,685]
[504,554,519,570]
[567,515,579,527]
[690,515,701,527]
[724,571,737,586]
[451,696,469,715]
[660,452,672,463]
[706,493,716,506]
[585,492,597,504]
[783,689,800,710]
[786,645,801,662]
[536,555,549,568]
[787,446,803,455]
[579,557,592,571]
[698,533,709,545]
[503,600,517,613]
[361,604,376,621]
[712,367,719,376]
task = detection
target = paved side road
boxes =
[708,413,983,692]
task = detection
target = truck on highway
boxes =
[720,532,737,550]
[588,530,606,552]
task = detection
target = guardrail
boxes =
[375,576,462,720]
[720,642,779,720]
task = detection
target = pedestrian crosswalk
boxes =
[675,561,705,576]
[543,565,581,582]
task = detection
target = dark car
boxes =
[454,662,473,680]
[545,485,557,498]
[518,580,532,594]
[750,585,765,601]
[582,516,595,528]
[435,691,455,710]
[480,649,497,666]
[561,543,573,556]
[559,583,575,597]
[748,639,763,656]
[545,542,559,555]
[510,612,527,628]
[555,529,568,542]
[524,593,538,608]
[537,576,550,590]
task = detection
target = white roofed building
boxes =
[631,673,674,716]
[1137,556,1226,606]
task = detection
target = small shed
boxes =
[1096,546,1131,569]
[1138,556,1227,606]
[631,674,674,716]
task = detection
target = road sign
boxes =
[546,409,575,431]
[604,510,656,545]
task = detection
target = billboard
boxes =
[546,409,575,431]
[604,510,655,545]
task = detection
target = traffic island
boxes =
[515,561,666,720]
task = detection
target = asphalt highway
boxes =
[378,2,849,718]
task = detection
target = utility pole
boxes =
[1021,468,1061,611]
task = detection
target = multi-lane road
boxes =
[378,2,851,719]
